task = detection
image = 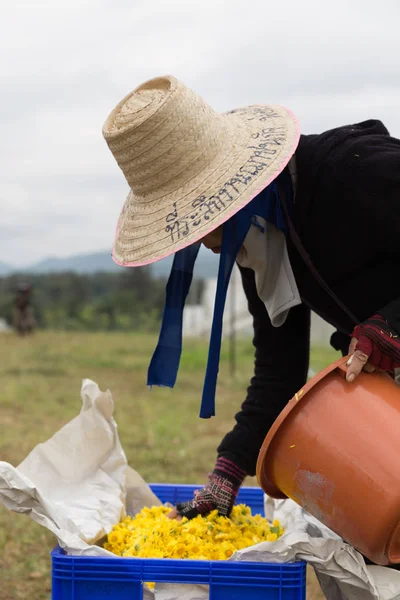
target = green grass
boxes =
[0,331,337,599]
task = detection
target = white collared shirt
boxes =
[236,157,301,327]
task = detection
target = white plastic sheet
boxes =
[0,379,160,557]
[1,379,400,600]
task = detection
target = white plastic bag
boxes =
[0,379,159,557]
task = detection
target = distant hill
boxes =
[0,261,12,276]
[1,247,219,279]
[27,252,122,275]
[151,247,219,279]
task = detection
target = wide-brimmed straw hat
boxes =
[103,75,299,267]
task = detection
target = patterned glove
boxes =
[176,457,246,519]
[351,313,400,371]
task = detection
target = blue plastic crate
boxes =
[51,483,306,600]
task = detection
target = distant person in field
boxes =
[102,75,400,525]
[13,283,36,336]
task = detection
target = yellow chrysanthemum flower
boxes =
[104,503,284,570]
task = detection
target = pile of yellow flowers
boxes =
[104,504,284,561]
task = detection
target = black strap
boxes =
[278,181,359,327]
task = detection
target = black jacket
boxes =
[218,119,400,475]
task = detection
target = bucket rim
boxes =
[256,355,350,498]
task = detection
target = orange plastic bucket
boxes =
[256,355,400,565]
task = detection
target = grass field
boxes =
[0,330,339,599]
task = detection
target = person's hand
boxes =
[346,314,400,382]
[167,457,246,520]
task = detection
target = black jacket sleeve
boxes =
[326,123,400,333]
[217,266,310,476]
[380,301,400,335]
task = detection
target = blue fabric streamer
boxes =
[147,242,200,388]
[147,168,293,418]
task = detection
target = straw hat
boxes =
[103,75,299,267]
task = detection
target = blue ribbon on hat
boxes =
[147,168,293,418]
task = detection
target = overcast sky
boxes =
[1,0,399,266]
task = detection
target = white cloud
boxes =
[1,0,399,264]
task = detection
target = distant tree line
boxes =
[0,269,204,332]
